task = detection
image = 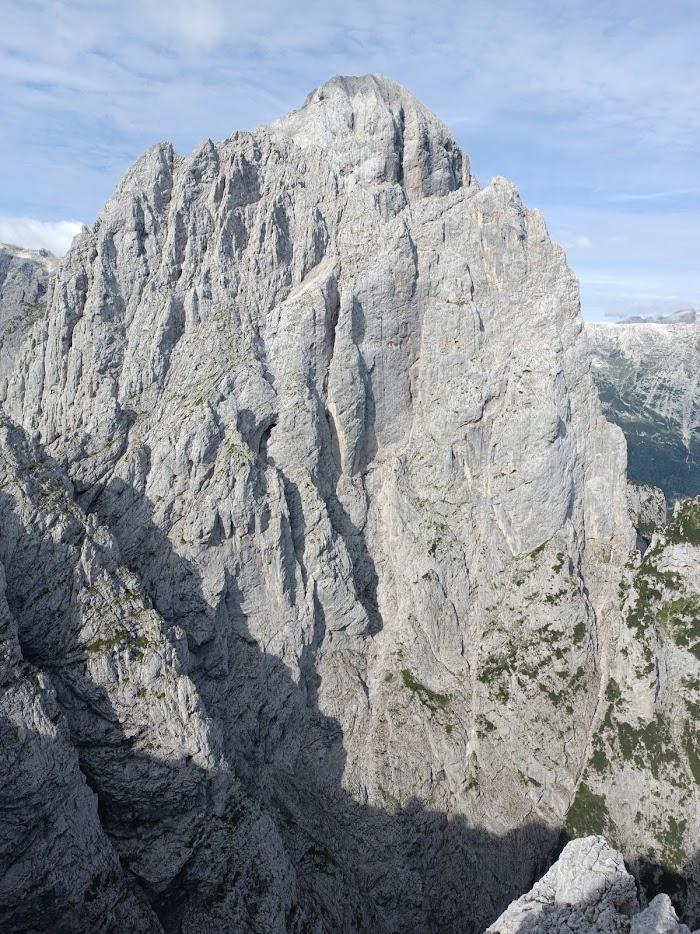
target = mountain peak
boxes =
[303,73,428,112]
[271,73,474,201]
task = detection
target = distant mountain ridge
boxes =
[0,241,56,324]
[615,307,698,325]
[586,315,700,502]
[0,242,56,396]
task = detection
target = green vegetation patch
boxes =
[84,627,157,657]
[84,628,128,653]
[624,553,684,671]
[540,664,586,707]
[528,541,548,561]
[544,588,569,605]
[476,715,496,735]
[4,300,46,335]
[665,499,700,545]
[615,715,682,781]
[477,620,586,708]
[605,677,622,704]
[684,725,700,784]
[572,621,586,645]
[564,782,611,838]
[401,669,451,712]
[654,816,688,871]
[658,595,700,657]
[588,682,686,785]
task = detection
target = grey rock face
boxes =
[0,415,299,932]
[0,73,678,933]
[586,320,700,502]
[0,561,161,933]
[487,836,696,933]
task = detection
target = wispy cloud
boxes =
[558,233,595,251]
[608,187,700,203]
[0,0,698,317]
[3,1,699,151]
[0,217,83,255]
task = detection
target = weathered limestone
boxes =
[2,74,695,932]
[487,836,697,933]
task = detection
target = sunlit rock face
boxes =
[487,836,696,934]
[0,74,668,934]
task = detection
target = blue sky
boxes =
[1,0,698,320]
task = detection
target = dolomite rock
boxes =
[0,555,162,933]
[0,415,300,932]
[487,836,696,933]
[0,74,643,932]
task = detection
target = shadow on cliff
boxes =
[76,470,555,933]
[1,448,697,934]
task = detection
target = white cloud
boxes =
[0,217,84,255]
[610,187,700,203]
[146,0,229,51]
[547,206,700,267]
[0,0,698,316]
[2,0,699,150]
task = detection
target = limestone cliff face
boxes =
[0,75,640,932]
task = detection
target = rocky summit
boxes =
[0,75,698,934]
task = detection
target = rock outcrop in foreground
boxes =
[488,836,697,933]
[0,75,696,933]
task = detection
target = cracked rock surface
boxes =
[0,74,695,933]
[487,836,697,933]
